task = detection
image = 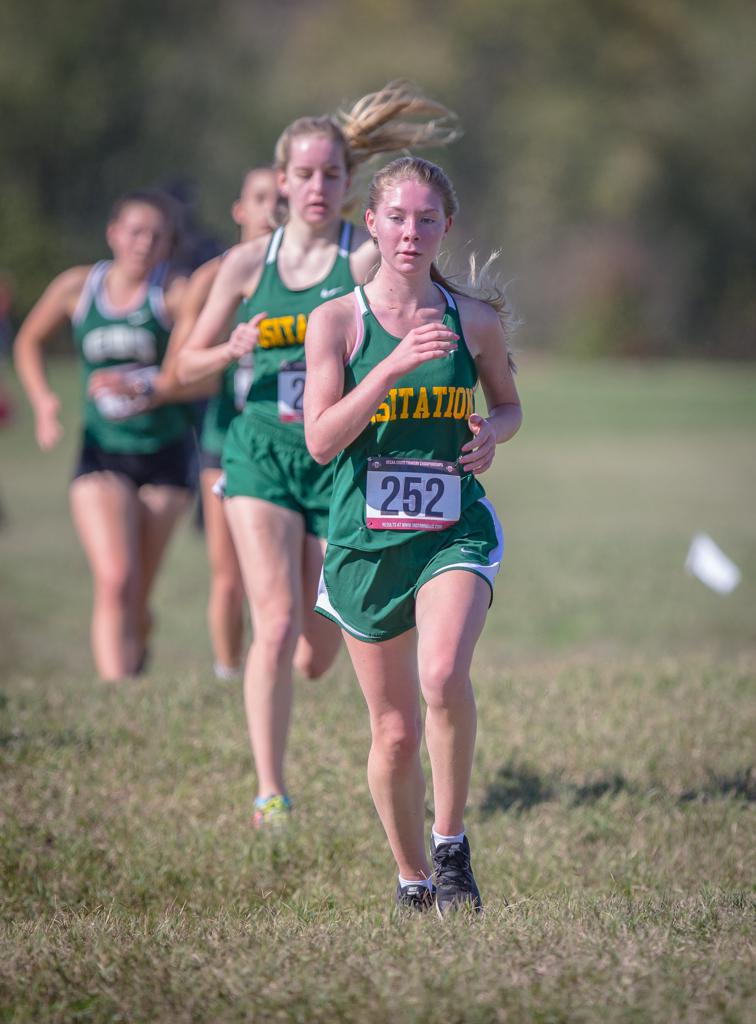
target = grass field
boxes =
[1,357,754,1023]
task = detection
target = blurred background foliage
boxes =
[1,0,755,357]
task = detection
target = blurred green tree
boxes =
[1,0,754,357]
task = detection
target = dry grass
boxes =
[1,357,754,1022]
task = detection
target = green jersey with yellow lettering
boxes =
[233,221,355,443]
[328,284,485,551]
[73,261,192,453]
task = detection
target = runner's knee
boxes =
[211,570,244,608]
[293,647,331,680]
[420,655,473,711]
[93,561,132,606]
[253,611,299,663]
[370,713,422,769]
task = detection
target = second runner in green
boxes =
[177,82,460,828]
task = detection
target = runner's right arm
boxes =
[14,266,89,450]
[176,239,268,385]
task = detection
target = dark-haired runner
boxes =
[15,190,193,680]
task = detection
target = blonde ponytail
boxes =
[274,80,460,174]
[432,255,519,373]
[338,80,461,170]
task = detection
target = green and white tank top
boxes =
[328,284,485,551]
[72,261,191,453]
[237,221,355,444]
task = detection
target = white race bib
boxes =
[365,457,461,531]
[94,363,158,420]
[277,360,306,422]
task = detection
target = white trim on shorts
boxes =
[430,497,504,587]
[316,497,504,638]
[315,566,374,640]
[211,472,227,499]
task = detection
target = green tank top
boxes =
[200,304,251,455]
[73,261,192,453]
[328,284,485,551]
[237,221,355,444]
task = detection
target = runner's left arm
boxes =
[457,296,522,475]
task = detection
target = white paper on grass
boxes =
[685,533,741,595]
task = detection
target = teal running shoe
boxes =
[253,794,292,830]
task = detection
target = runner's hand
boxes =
[34,393,63,450]
[88,366,144,398]
[459,413,496,474]
[226,313,267,360]
[387,312,458,377]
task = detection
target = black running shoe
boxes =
[430,835,483,916]
[395,881,436,911]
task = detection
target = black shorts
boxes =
[198,449,223,472]
[73,437,195,490]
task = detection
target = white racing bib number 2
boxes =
[365,457,461,531]
[277,360,306,422]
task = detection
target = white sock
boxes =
[214,661,241,681]
[432,828,465,846]
[398,874,434,890]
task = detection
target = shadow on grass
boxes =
[479,763,555,813]
[479,761,755,818]
[679,766,754,803]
